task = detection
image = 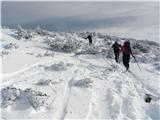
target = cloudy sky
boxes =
[1,1,159,42]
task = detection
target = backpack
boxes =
[122,41,131,55]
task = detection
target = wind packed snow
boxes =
[0,27,160,120]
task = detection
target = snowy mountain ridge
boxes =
[0,27,160,120]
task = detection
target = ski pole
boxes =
[132,54,142,71]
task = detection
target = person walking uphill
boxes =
[112,41,121,63]
[121,41,132,71]
[85,34,92,46]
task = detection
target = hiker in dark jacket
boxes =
[84,35,92,46]
[121,41,132,71]
[112,41,121,63]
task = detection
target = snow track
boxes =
[57,69,78,120]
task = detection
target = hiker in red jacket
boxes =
[121,41,133,71]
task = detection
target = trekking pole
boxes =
[132,54,142,71]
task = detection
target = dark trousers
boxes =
[123,53,130,71]
[89,39,92,44]
[114,50,119,63]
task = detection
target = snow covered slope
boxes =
[1,28,160,120]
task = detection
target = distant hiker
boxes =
[121,41,133,71]
[112,41,121,63]
[84,34,92,46]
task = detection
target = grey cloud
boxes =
[1,1,153,25]
[21,15,137,31]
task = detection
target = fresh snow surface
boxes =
[1,28,160,120]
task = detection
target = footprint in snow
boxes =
[45,62,67,71]
[70,79,92,88]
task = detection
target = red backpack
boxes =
[121,41,132,55]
